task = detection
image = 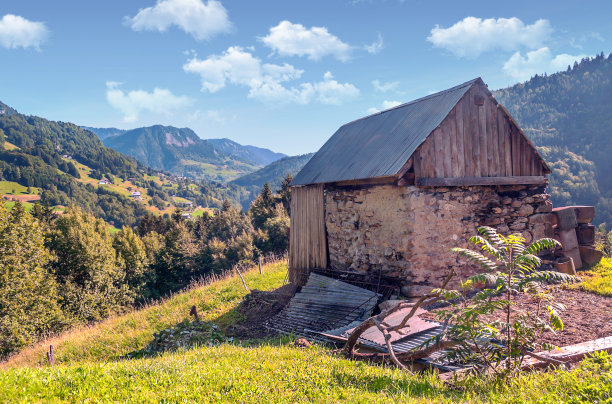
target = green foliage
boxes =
[47,206,131,323]
[249,182,276,229]
[440,227,577,376]
[577,257,612,296]
[0,203,66,358]
[113,226,153,302]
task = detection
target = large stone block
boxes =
[576,224,595,246]
[554,228,579,251]
[552,207,578,230]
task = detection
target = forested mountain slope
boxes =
[0,103,249,226]
[231,153,314,209]
[494,53,612,226]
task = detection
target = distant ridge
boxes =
[206,138,286,166]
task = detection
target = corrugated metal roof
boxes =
[266,273,380,335]
[292,78,480,186]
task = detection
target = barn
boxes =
[288,78,554,296]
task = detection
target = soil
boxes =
[226,283,297,339]
[426,287,612,347]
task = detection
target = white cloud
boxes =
[364,33,384,54]
[183,47,359,105]
[183,46,303,92]
[106,82,194,122]
[366,100,402,114]
[428,17,553,58]
[372,79,399,93]
[125,0,231,41]
[260,20,352,61]
[503,47,585,81]
[0,14,48,50]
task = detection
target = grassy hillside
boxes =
[2,261,288,368]
[0,260,610,402]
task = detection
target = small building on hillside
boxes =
[288,78,553,296]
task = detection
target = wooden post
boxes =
[46,345,54,367]
[258,256,262,275]
[234,265,249,292]
[189,305,199,322]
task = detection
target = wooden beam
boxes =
[332,176,397,187]
[416,176,547,187]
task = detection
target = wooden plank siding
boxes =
[413,82,546,181]
[288,184,327,285]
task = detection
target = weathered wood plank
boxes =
[470,89,481,176]
[416,176,548,187]
[490,98,500,176]
[478,88,488,176]
[461,94,473,176]
[433,127,445,177]
[485,96,495,176]
[498,107,511,176]
[454,102,466,177]
[423,137,436,178]
[511,125,521,176]
[447,109,459,177]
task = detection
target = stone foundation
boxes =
[324,184,553,295]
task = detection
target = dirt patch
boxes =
[2,194,40,202]
[226,283,297,339]
[425,288,611,347]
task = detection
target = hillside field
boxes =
[1,260,610,402]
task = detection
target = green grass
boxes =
[3,201,34,211]
[0,180,39,195]
[0,345,610,402]
[2,261,288,368]
[1,261,610,402]
[2,141,19,150]
[578,256,612,296]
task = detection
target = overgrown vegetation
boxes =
[0,177,290,359]
[2,261,287,367]
[444,227,577,375]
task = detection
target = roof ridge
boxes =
[342,77,481,127]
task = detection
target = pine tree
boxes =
[0,203,65,358]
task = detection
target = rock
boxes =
[510,221,527,230]
[529,213,554,224]
[502,197,512,205]
[511,200,522,208]
[517,204,534,217]
[294,338,312,348]
[536,200,553,213]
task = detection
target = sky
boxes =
[0,0,610,155]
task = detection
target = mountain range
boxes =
[85,126,286,182]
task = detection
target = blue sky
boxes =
[0,0,610,155]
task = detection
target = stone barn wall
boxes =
[324,184,553,296]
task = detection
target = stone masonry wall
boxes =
[324,184,553,296]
